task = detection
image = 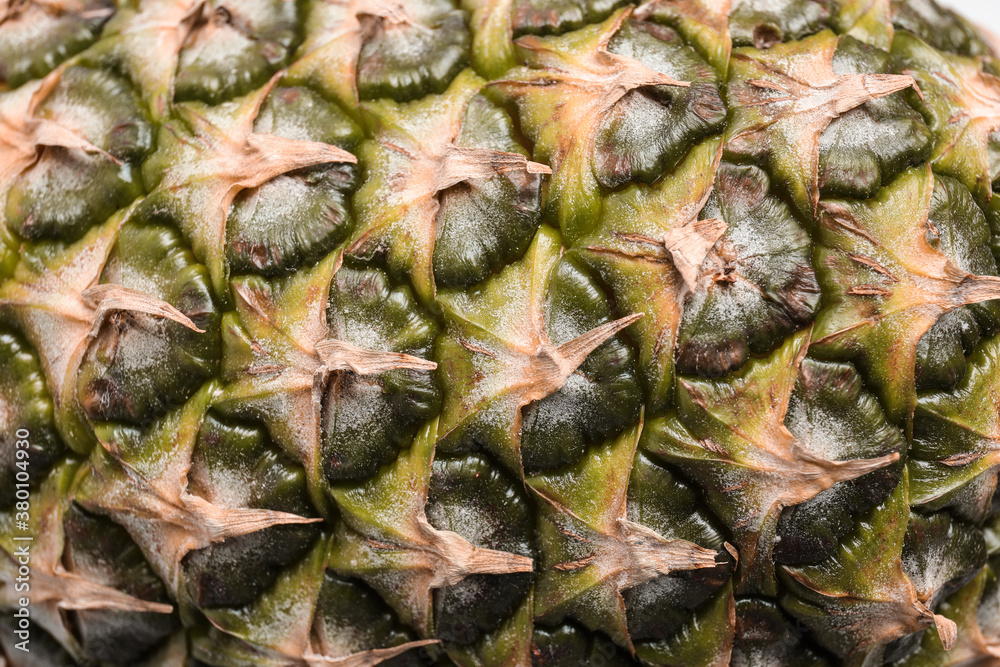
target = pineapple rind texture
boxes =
[2,0,1000,665]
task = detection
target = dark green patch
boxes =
[5,66,151,243]
[731,598,832,667]
[183,413,320,609]
[531,623,639,667]
[322,264,441,481]
[174,1,300,105]
[77,218,222,424]
[0,328,63,507]
[593,19,726,189]
[426,455,534,645]
[314,573,430,666]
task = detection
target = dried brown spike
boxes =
[315,339,438,375]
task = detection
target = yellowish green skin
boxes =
[1,0,1000,666]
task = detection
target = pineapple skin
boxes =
[1,1,1000,666]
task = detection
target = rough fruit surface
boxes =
[1,0,1000,665]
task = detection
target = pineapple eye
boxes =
[320,264,441,482]
[77,219,222,425]
[592,19,726,190]
[427,455,533,644]
[182,413,320,609]
[0,328,64,506]
[0,0,112,88]
[728,0,830,50]
[173,0,299,106]
[5,67,151,243]
[356,5,470,103]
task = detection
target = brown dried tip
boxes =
[82,284,205,338]
[934,613,958,651]
[4,550,173,616]
[517,312,644,405]
[422,517,534,589]
[92,440,321,576]
[619,218,727,291]
[617,519,720,587]
[437,144,551,191]
[315,339,437,375]
[0,65,120,190]
[48,568,174,614]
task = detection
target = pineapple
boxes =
[3,0,1000,665]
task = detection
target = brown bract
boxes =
[452,311,643,475]
[291,0,412,105]
[593,140,723,289]
[227,252,435,514]
[157,72,355,299]
[350,523,534,636]
[539,514,720,652]
[530,421,731,653]
[80,413,321,598]
[0,211,203,449]
[363,138,549,214]
[517,313,645,406]
[316,338,437,375]
[0,483,172,661]
[679,331,900,594]
[0,65,118,193]
[727,32,918,213]
[416,515,536,588]
[492,8,689,177]
[436,144,551,188]
[616,218,728,292]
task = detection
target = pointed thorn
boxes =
[863,73,919,99]
[826,452,900,484]
[316,339,437,375]
[934,613,958,651]
[83,284,205,334]
[555,313,644,369]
